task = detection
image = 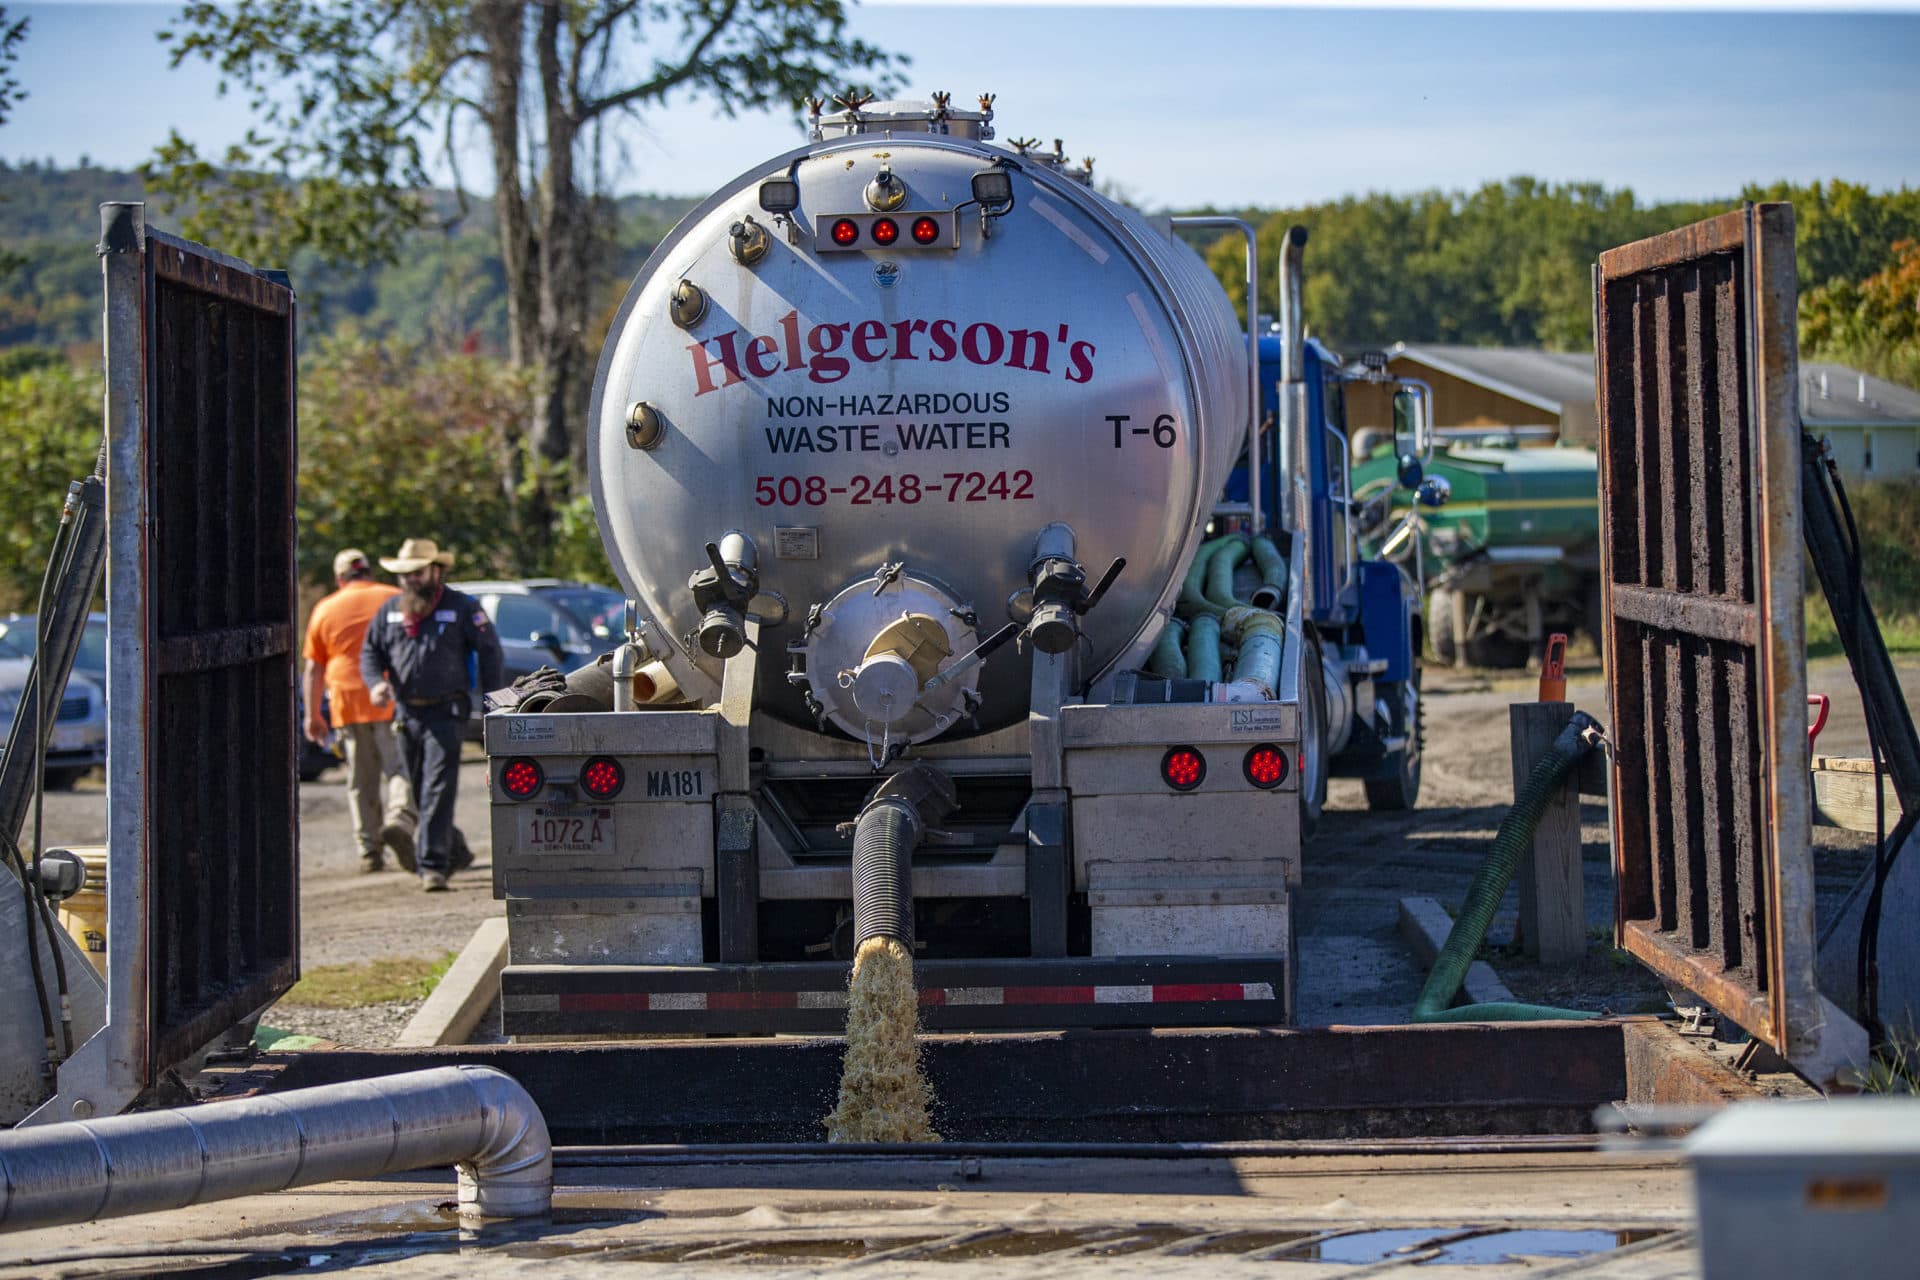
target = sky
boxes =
[5,1,1919,211]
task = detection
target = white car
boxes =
[0,646,107,790]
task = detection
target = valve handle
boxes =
[1079,557,1127,615]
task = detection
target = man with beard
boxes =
[361,539,505,892]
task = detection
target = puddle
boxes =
[1426,1228,1668,1265]
[1289,1228,1449,1264]
[1174,1229,1322,1256]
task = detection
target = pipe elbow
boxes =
[454,1066,553,1219]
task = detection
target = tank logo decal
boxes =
[873,259,900,289]
[687,308,1095,394]
[1030,195,1109,264]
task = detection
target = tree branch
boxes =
[580,0,740,121]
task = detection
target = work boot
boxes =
[420,870,449,892]
[358,851,384,874]
[381,821,416,872]
[449,826,474,873]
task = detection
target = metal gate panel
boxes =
[1595,204,1843,1068]
[138,218,301,1072]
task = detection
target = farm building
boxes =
[1344,344,1918,483]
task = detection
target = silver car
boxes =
[0,639,107,790]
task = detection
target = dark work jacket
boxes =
[360,585,505,707]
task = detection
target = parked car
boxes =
[452,579,625,686]
[0,611,109,691]
[0,631,106,789]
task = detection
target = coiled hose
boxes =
[1147,616,1188,679]
[1204,539,1252,611]
[1249,535,1286,611]
[1178,536,1232,618]
[1411,711,1605,1023]
[1185,613,1224,683]
[852,797,919,947]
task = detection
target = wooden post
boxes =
[1511,700,1585,963]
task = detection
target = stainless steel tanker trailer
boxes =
[482,96,1441,1037]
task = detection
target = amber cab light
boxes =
[580,756,625,800]
[1243,743,1288,789]
[830,217,860,246]
[870,217,899,246]
[911,216,941,245]
[1161,745,1206,792]
[501,756,544,799]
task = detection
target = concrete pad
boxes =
[1397,896,1518,1007]
[395,918,507,1048]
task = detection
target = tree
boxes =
[0,7,25,128]
[150,0,903,552]
[295,336,530,591]
[0,357,104,611]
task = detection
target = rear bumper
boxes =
[502,955,1288,1036]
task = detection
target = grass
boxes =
[1805,591,1920,660]
[281,952,458,1008]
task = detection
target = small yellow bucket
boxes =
[54,845,109,978]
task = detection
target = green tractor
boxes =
[1353,442,1601,668]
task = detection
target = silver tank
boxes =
[589,98,1249,740]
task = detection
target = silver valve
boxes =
[687,533,760,660]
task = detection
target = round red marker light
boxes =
[1161,745,1206,792]
[870,217,899,246]
[1243,743,1288,789]
[580,756,625,800]
[911,216,941,245]
[830,218,860,246]
[501,757,544,799]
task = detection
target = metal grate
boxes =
[139,227,299,1071]
[1594,205,1818,1059]
[56,694,91,722]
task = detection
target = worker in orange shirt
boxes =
[303,548,414,873]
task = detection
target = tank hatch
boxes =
[810,91,996,142]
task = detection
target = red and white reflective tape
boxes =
[511,981,1276,1015]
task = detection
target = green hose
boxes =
[1178,536,1232,619]
[1146,617,1188,679]
[1205,539,1252,611]
[1184,613,1223,683]
[1249,536,1286,610]
[1411,711,1604,1023]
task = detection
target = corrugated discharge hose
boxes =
[852,796,920,947]
[1411,710,1605,1023]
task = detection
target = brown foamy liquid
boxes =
[824,936,940,1143]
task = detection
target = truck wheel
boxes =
[1428,588,1458,666]
[1363,669,1422,811]
[1300,632,1329,839]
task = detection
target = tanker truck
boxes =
[483,95,1440,1037]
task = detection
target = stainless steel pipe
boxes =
[0,1065,550,1232]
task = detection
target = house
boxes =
[1343,344,1919,484]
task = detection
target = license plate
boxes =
[51,725,91,752]
[521,806,616,854]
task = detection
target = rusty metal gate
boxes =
[1594,204,1858,1079]
[32,205,300,1123]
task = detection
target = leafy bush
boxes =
[0,357,104,610]
[296,337,531,589]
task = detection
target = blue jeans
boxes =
[394,698,467,875]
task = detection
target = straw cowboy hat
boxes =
[379,538,457,574]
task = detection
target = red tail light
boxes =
[1243,743,1288,789]
[870,217,899,246]
[830,218,859,246]
[1160,745,1206,792]
[501,757,544,799]
[911,216,941,245]
[580,756,625,800]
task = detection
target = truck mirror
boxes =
[1392,388,1417,456]
[1397,452,1424,490]
[1416,476,1452,509]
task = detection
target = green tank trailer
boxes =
[1352,442,1601,668]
